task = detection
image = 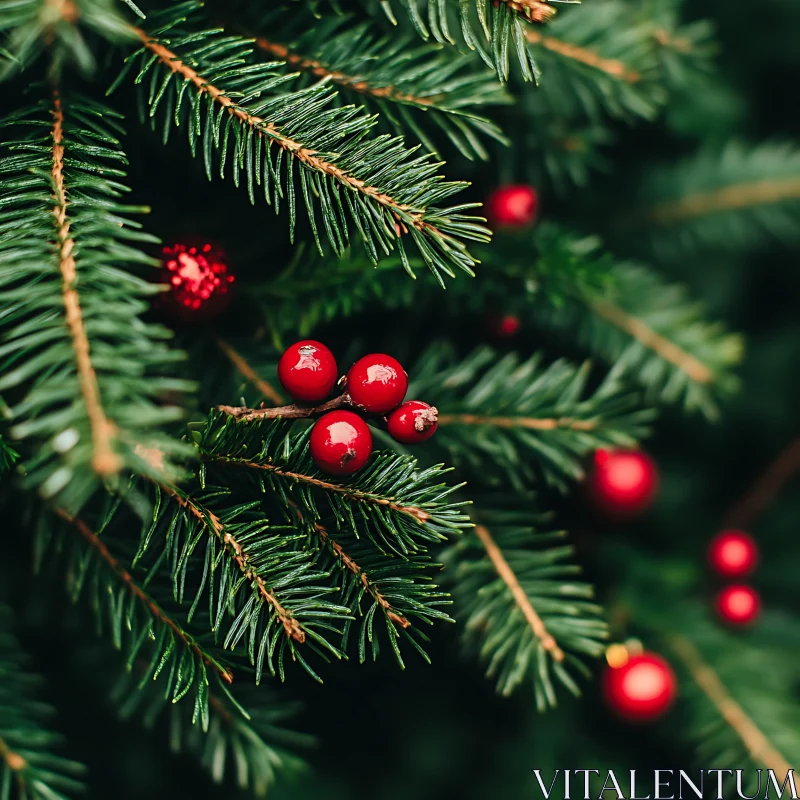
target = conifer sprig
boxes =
[116,3,489,284]
[0,608,87,800]
[408,343,653,491]
[442,504,608,706]
[245,13,510,160]
[0,93,191,513]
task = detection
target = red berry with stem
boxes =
[310,410,372,476]
[708,530,759,577]
[485,185,539,229]
[346,354,408,413]
[278,340,338,403]
[590,449,659,518]
[387,401,439,444]
[603,653,677,722]
[716,584,761,626]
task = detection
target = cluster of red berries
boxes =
[277,341,438,477]
[708,529,760,627]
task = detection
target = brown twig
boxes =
[525,29,640,82]
[216,338,285,406]
[54,508,234,684]
[473,524,565,662]
[669,635,794,778]
[161,486,306,643]
[724,438,800,529]
[254,37,436,107]
[641,178,800,225]
[133,28,442,236]
[437,413,598,431]
[51,91,120,476]
[218,393,349,422]
[0,736,27,775]
[290,503,410,628]
[590,298,714,384]
[211,456,431,525]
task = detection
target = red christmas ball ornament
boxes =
[161,241,235,322]
[346,354,408,413]
[309,410,372,476]
[278,340,338,403]
[708,530,759,578]
[387,401,438,444]
[603,653,677,722]
[485,185,539,229]
[715,584,761,626]
[590,449,659,517]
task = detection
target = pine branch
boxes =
[442,503,608,706]
[116,3,489,284]
[133,481,351,682]
[242,13,510,160]
[627,141,800,258]
[38,508,234,730]
[0,607,87,799]
[0,92,192,513]
[198,411,470,557]
[408,343,653,491]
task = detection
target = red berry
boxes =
[716,584,760,626]
[590,449,659,518]
[603,653,677,722]
[161,240,235,323]
[278,340,338,403]
[708,530,759,578]
[387,401,438,444]
[346,354,408,413]
[485,185,539,229]
[309,410,372,476]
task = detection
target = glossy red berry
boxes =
[309,410,372,476]
[590,449,659,518]
[346,354,408,413]
[716,584,761,626]
[387,401,438,444]
[603,653,677,722]
[708,530,759,578]
[278,340,338,403]
[485,185,539,229]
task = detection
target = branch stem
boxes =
[590,298,713,384]
[55,508,234,683]
[0,736,27,774]
[218,393,349,421]
[473,524,565,662]
[669,635,793,777]
[51,90,120,476]
[437,413,597,431]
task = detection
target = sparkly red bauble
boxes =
[161,241,235,322]
[708,530,758,578]
[590,449,659,517]
[387,401,438,444]
[603,653,677,722]
[346,354,408,413]
[278,340,338,403]
[715,584,761,626]
[485,185,539,229]
[309,410,372,476]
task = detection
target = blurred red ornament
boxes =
[603,652,677,722]
[485,185,539,229]
[161,241,235,322]
[716,584,761,626]
[708,530,759,577]
[590,449,659,517]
